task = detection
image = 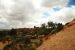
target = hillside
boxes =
[37,19,75,50]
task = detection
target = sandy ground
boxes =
[37,21,75,50]
[0,42,7,50]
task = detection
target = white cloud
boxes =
[0,0,15,13]
[0,0,75,29]
[42,0,68,7]
[48,7,75,24]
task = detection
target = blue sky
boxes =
[67,0,75,7]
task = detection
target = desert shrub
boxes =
[26,47,36,50]
[37,23,50,35]
[47,22,55,28]
[56,23,63,31]
[0,31,6,41]
[3,43,16,50]
[8,29,17,36]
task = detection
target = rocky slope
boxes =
[37,19,75,50]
